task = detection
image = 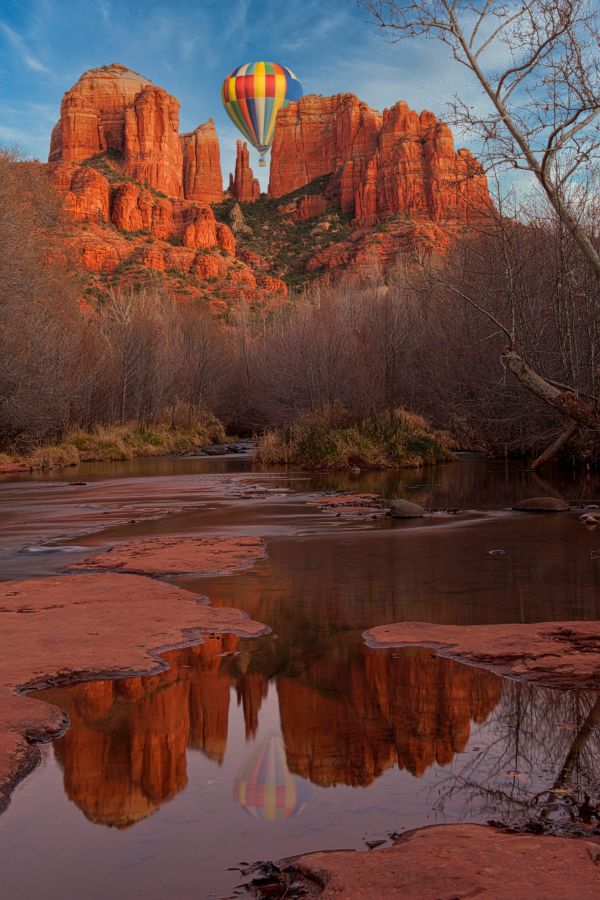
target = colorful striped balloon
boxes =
[222,62,303,167]
[233,733,312,821]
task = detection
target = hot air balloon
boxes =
[222,62,303,167]
[233,732,312,821]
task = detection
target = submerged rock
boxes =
[388,499,425,518]
[513,496,569,512]
[70,535,267,577]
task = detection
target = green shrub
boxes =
[256,407,454,470]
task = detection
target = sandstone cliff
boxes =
[181,119,223,203]
[49,63,222,204]
[49,63,152,164]
[123,84,183,197]
[229,141,260,202]
[45,65,492,306]
[269,94,490,226]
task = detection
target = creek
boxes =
[1,455,599,899]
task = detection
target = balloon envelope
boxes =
[222,62,303,165]
[233,733,312,821]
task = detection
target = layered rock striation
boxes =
[269,94,490,225]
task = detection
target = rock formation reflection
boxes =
[40,635,241,827]
[35,639,501,827]
[278,647,501,786]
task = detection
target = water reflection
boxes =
[34,638,600,838]
[234,733,312,820]
[39,636,240,828]
[34,641,503,824]
[4,456,600,897]
[432,684,600,834]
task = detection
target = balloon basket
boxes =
[258,158,267,167]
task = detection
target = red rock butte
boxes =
[43,63,492,307]
[268,93,490,225]
[45,63,288,310]
[49,63,220,200]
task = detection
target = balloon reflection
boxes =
[234,732,312,821]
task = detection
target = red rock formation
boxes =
[229,141,260,202]
[269,94,381,198]
[269,94,490,226]
[278,194,331,222]
[216,222,236,255]
[123,85,183,197]
[110,182,174,238]
[278,647,501,786]
[48,162,110,223]
[49,63,151,163]
[237,248,269,270]
[181,119,223,203]
[50,64,209,203]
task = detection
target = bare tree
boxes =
[361,0,600,447]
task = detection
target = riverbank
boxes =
[0,417,229,474]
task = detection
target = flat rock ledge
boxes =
[287,824,600,899]
[0,572,267,813]
[364,620,600,689]
[70,535,267,576]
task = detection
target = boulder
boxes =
[389,499,425,518]
[512,496,569,512]
[291,824,600,899]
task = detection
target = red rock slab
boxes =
[70,535,267,576]
[364,620,600,689]
[291,824,600,898]
[0,572,267,812]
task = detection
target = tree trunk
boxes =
[528,422,579,470]
[502,349,598,429]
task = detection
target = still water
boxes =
[1,456,599,899]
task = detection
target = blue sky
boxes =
[0,0,486,189]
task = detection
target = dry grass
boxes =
[256,407,454,470]
[25,445,80,469]
[10,412,229,471]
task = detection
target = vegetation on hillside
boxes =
[213,176,352,288]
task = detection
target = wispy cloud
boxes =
[0,21,51,74]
